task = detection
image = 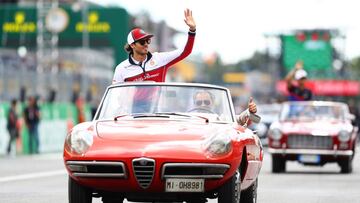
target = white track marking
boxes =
[0,170,66,183]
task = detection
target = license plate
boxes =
[165,178,204,192]
[298,155,320,163]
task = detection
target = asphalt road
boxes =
[1,144,360,203]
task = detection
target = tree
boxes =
[350,56,360,80]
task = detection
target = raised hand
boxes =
[184,8,196,31]
[248,97,257,114]
[294,60,304,70]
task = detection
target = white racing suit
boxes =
[113,30,196,83]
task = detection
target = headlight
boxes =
[206,139,232,155]
[67,130,93,154]
[204,129,233,156]
[269,128,282,140]
[338,130,350,142]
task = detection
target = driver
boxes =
[192,90,257,125]
[193,90,215,113]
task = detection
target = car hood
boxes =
[95,119,227,142]
[278,120,348,135]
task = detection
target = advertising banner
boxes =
[0,102,91,155]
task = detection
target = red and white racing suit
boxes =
[112,30,196,83]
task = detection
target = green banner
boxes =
[282,34,333,72]
[0,4,129,65]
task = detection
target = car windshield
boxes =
[280,102,346,121]
[96,83,235,122]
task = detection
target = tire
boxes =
[218,170,241,203]
[240,178,258,203]
[339,156,353,174]
[272,155,286,173]
[68,176,92,203]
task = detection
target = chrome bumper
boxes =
[268,148,353,156]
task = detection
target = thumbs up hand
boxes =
[248,97,257,114]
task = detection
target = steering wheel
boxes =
[187,107,215,114]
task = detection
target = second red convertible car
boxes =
[63,82,263,203]
[268,101,358,173]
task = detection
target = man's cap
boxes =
[295,69,308,80]
[127,28,153,45]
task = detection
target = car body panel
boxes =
[63,82,263,201]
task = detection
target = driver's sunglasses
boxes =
[136,38,151,46]
[196,100,211,106]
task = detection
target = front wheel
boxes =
[68,176,92,203]
[218,171,241,203]
[272,155,286,173]
[240,178,258,203]
[339,156,353,174]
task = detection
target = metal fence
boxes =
[0,48,114,103]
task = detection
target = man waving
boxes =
[113,9,196,83]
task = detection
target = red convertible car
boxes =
[268,101,358,173]
[63,82,263,203]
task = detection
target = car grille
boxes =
[287,134,333,150]
[132,158,155,189]
[162,163,230,179]
[66,161,126,178]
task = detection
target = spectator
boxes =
[285,60,312,101]
[6,99,19,156]
[75,96,86,123]
[90,99,99,120]
[348,99,360,130]
[23,96,41,154]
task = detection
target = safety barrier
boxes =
[0,102,91,155]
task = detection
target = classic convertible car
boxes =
[63,82,263,203]
[268,101,358,173]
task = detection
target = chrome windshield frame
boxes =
[93,82,236,123]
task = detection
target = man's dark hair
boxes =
[124,43,133,54]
